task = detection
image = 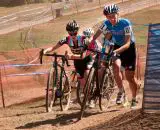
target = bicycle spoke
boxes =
[77,81,86,107]
[46,68,56,112]
[99,69,115,111]
[80,68,95,119]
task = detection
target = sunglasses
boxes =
[68,32,78,36]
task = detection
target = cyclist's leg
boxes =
[121,66,126,81]
[125,70,138,107]
[76,69,86,89]
[125,59,138,108]
[112,58,125,105]
[84,69,96,108]
[75,55,92,88]
[74,59,84,84]
[121,65,126,96]
[74,57,91,105]
[121,43,138,107]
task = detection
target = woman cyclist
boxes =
[82,27,102,108]
[82,27,102,60]
[43,20,98,97]
[91,4,138,108]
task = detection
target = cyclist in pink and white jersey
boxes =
[44,20,91,77]
[44,20,100,92]
[82,27,102,65]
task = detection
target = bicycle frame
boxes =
[80,47,114,119]
[86,48,112,94]
[40,50,71,112]
[90,52,101,97]
[46,53,69,96]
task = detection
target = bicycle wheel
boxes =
[99,68,115,111]
[80,68,95,119]
[46,68,57,112]
[60,70,71,111]
[76,80,84,107]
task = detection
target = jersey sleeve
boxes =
[99,21,109,35]
[124,20,133,36]
[58,37,68,45]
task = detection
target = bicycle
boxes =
[66,69,83,106]
[79,47,115,119]
[39,49,72,112]
[69,70,84,107]
[67,61,90,107]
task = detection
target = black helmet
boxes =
[103,4,119,15]
[66,20,79,32]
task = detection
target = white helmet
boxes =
[83,28,94,38]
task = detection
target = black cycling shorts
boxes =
[74,55,92,78]
[114,43,136,71]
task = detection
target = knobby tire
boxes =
[46,68,56,112]
[79,68,95,119]
[99,68,115,111]
[60,70,71,111]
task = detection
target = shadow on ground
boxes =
[15,111,102,129]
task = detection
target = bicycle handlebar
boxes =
[39,49,70,66]
[87,48,109,55]
[84,45,114,61]
[84,46,110,56]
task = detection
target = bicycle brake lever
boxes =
[66,60,70,67]
[39,49,44,64]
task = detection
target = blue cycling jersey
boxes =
[100,18,135,46]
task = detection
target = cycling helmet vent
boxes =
[83,28,94,38]
[103,4,119,15]
[66,20,79,32]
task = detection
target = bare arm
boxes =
[92,29,102,41]
[70,55,82,60]
[44,43,61,54]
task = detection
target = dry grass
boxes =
[0,3,49,16]
[0,1,160,52]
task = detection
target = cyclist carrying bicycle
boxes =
[91,4,138,108]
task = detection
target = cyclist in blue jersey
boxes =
[91,4,138,108]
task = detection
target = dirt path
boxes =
[0,1,160,130]
[1,82,159,130]
[0,84,144,130]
